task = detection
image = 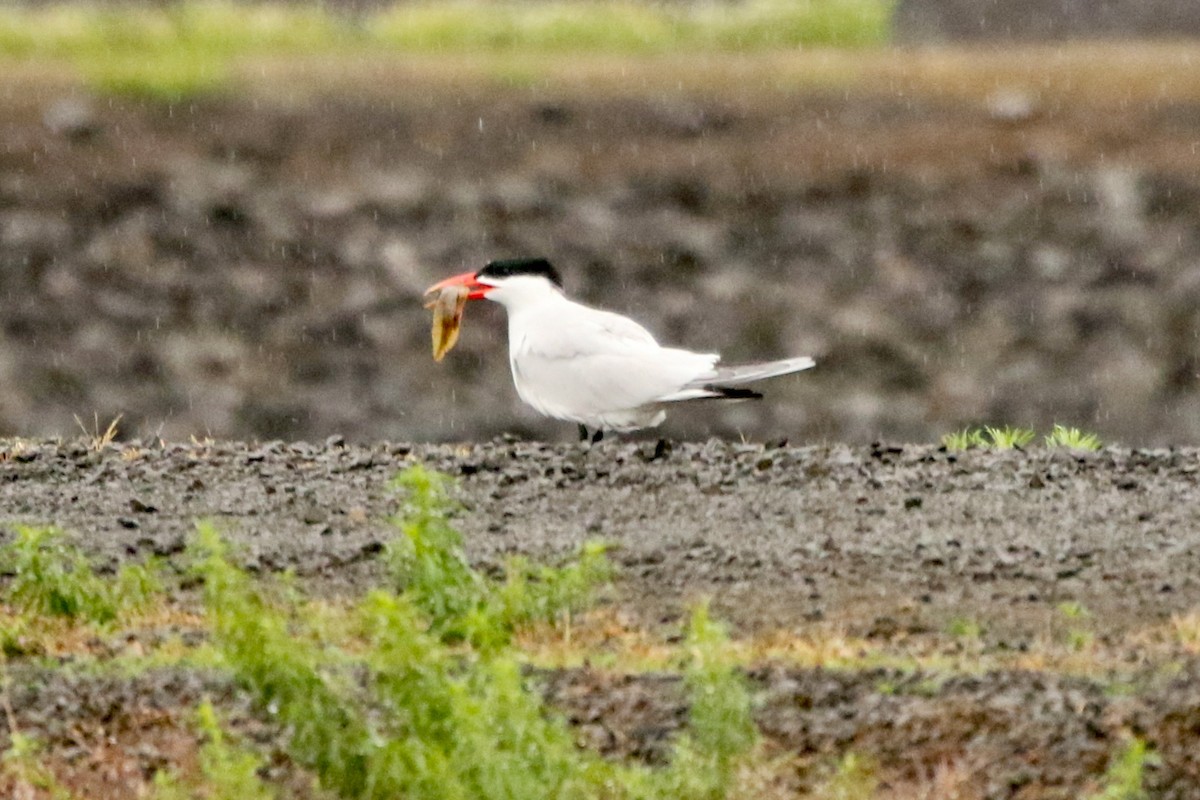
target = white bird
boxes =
[426,258,815,441]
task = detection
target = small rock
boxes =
[44,97,101,140]
[129,497,158,514]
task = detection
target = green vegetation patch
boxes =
[0,0,893,99]
[1045,423,1103,451]
[0,463,1194,798]
[387,465,611,650]
[1,525,160,625]
[942,423,1102,452]
[194,477,758,799]
[152,699,279,800]
[1086,738,1159,800]
[374,0,892,53]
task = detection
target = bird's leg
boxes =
[577,423,590,442]
[591,429,604,444]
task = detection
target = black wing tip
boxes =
[706,385,763,400]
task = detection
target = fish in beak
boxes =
[423,272,491,362]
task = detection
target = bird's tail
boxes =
[701,356,816,386]
[654,356,815,403]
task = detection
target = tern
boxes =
[427,258,815,441]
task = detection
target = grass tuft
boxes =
[942,425,1089,451]
[1,526,160,625]
[981,425,1036,450]
[73,412,121,451]
[1,731,74,800]
[946,616,983,639]
[1085,737,1158,800]
[153,698,277,800]
[388,463,611,650]
[816,752,879,800]
[1046,424,1103,451]
[657,603,758,799]
[941,427,987,451]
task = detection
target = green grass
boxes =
[941,427,988,451]
[387,464,612,650]
[1,730,75,800]
[0,465,755,800]
[1046,424,1103,451]
[0,0,894,99]
[941,425,1036,450]
[943,424,1101,451]
[0,463,1187,798]
[638,603,757,799]
[190,463,756,800]
[946,616,983,639]
[1085,738,1158,800]
[374,0,892,52]
[0,526,161,625]
[980,425,1036,450]
[152,699,277,800]
[815,752,878,800]
[196,528,755,799]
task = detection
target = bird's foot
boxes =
[578,425,605,444]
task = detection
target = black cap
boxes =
[478,258,563,288]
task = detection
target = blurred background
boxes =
[1,0,1199,444]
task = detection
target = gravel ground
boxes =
[3,439,1200,795]
[4,438,1199,635]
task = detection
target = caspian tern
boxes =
[427,258,815,441]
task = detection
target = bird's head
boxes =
[425,258,564,308]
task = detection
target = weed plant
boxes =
[1046,424,1103,451]
[1,731,74,800]
[153,699,277,800]
[946,617,983,639]
[941,425,1035,450]
[980,425,1036,449]
[629,603,756,800]
[193,464,757,800]
[1085,737,1158,800]
[943,424,1100,451]
[1,526,160,624]
[941,428,987,451]
[817,752,879,800]
[388,464,611,650]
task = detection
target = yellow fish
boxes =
[423,284,469,361]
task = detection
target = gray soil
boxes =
[5,438,1199,636]
[4,439,1200,795]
